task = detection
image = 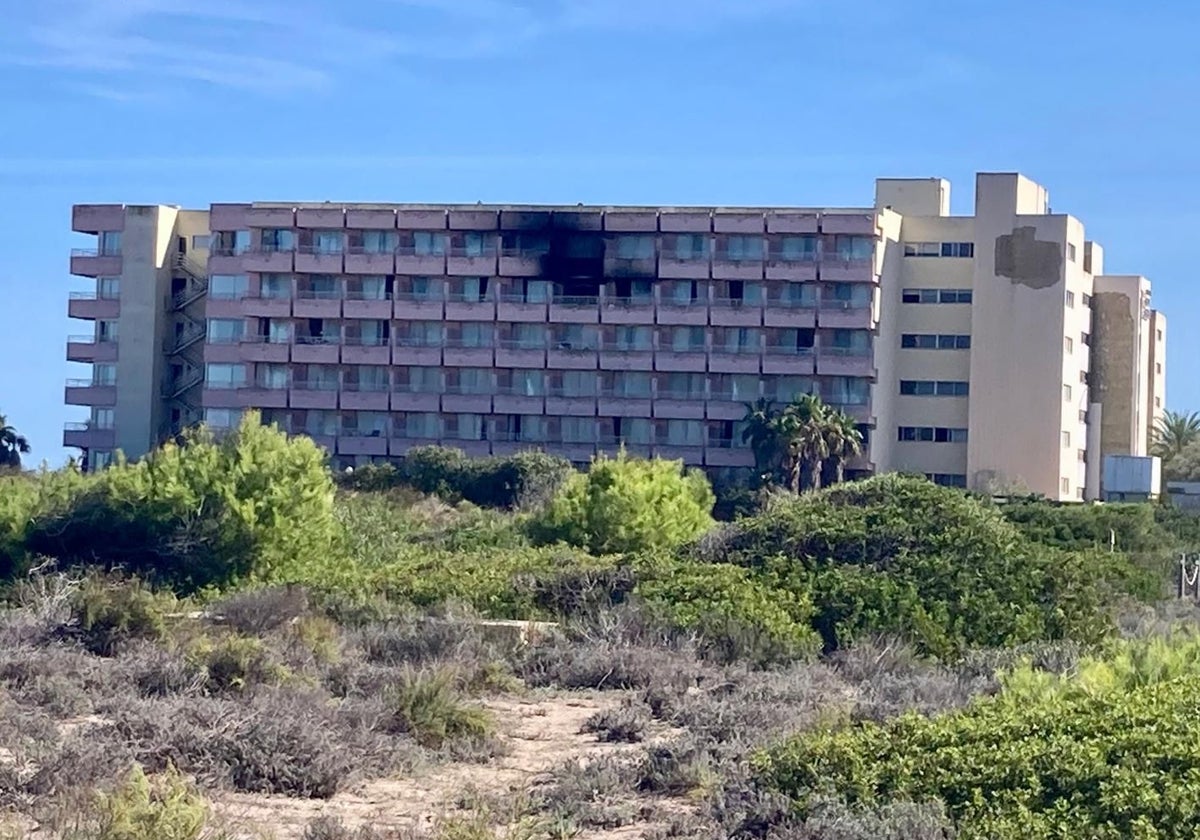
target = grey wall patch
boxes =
[1092,291,1136,455]
[994,226,1062,288]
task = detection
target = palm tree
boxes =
[741,398,780,484]
[781,393,829,493]
[1152,411,1200,461]
[823,410,865,485]
[0,415,30,470]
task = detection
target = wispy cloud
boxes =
[4,0,816,98]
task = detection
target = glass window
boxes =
[404,413,440,438]
[664,373,706,399]
[511,370,545,396]
[524,279,552,303]
[666,420,705,446]
[265,319,290,343]
[406,367,443,393]
[615,326,653,351]
[941,242,975,258]
[204,408,241,429]
[97,320,118,341]
[97,277,120,299]
[206,363,246,389]
[724,327,761,353]
[207,319,243,344]
[903,241,940,257]
[357,276,388,300]
[561,371,597,397]
[666,281,701,305]
[1065,336,1074,354]
[99,231,122,255]
[455,369,492,394]
[769,376,813,401]
[561,417,595,443]
[209,274,248,299]
[727,375,761,400]
[413,232,446,256]
[556,325,598,350]
[406,321,444,346]
[835,235,873,260]
[672,234,709,260]
[258,363,289,389]
[616,236,655,260]
[313,231,343,254]
[361,230,397,254]
[354,366,390,392]
[783,283,817,306]
[304,410,338,436]
[358,320,388,346]
[511,323,547,349]
[779,235,817,261]
[670,326,706,352]
[1067,243,1077,262]
[353,412,390,436]
[455,414,485,440]
[260,274,292,299]
[612,372,652,398]
[457,277,488,302]
[213,230,251,255]
[724,236,765,261]
[517,415,545,442]
[464,232,494,257]
[622,418,653,444]
[900,380,937,396]
[92,408,115,429]
[409,276,442,300]
[262,229,295,252]
[825,377,870,405]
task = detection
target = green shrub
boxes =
[186,633,287,693]
[384,666,494,748]
[999,498,1172,553]
[755,674,1200,839]
[71,575,173,656]
[529,450,715,555]
[24,413,338,592]
[89,764,209,840]
[704,474,1150,656]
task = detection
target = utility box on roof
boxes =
[1102,455,1161,502]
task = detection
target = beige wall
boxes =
[1149,311,1167,449]
[875,178,950,217]
[871,209,904,471]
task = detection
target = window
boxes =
[670,326,707,352]
[99,231,122,256]
[1066,291,1075,308]
[827,283,871,307]
[824,377,870,405]
[665,419,705,446]
[769,376,814,402]
[672,235,709,260]
[1157,397,1163,408]
[930,474,968,488]
[93,363,116,386]
[91,451,114,470]
[313,231,343,254]
[775,327,815,353]
[723,236,765,262]
[204,408,241,430]
[1061,477,1071,494]
[406,367,443,393]
[96,276,120,299]
[508,370,544,397]
[352,412,391,437]
[665,280,701,305]
[940,242,975,258]
[561,417,596,444]
[262,229,295,252]
[190,234,209,250]
[778,235,818,261]
[901,333,970,350]
[1080,370,1089,385]
[206,363,246,390]
[621,417,653,444]
[1062,431,1071,448]
[209,274,248,299]
[260,274,292,299]
[408,276,442,301]
[207,319,244,344]
[1157,362,1163,374]
[614,326,653,351]
[1064,384,1073,402]
[97,320,118,341]
[1078,449,1087,463]
[903,241,940,257]
[356,320,389,346]
[556,324,599,351]
[509,323,547,349]
[784,283,818,307]
[902,288,971,303]
[258,363,289,390]
[350,367,388,393]
[356,276,389,300]
[612,372,652,398]
[410,231,445,256]
[361,230,397,254]
[724,327,761,353]
[517,415,545,443]
[560,371,597,397]
[404,413,441,438]
[834,235,874,260]
[404,321,444,347]
[450,414,484,441]
[463,232,494,257]
[212,230,251,255]
[663,372,706,399]
[940,289,972,303]
[1079,409,1088,423]
[1081,332,1090,346]
[502,233,550,257]
[900,380,968,396]
[457,322,493,348]
[615,236,655,260]
[92,408,114,429]
[264,318,290,344]
[1065,336,1074,354]
[899,426,966,443]
[1067,243,1077,262]
[1158,329,1164,342]
[727,375,761,401]
[452,276,488,302]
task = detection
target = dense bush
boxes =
[87,764,210,840]
[697,475,1155,656]
[338,446,572,510]
[755,674,1200,839]
[21,414,337,593]
[529,450,715,555]
[999,498,1172,553]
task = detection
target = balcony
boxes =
[816,348,875,377]
[547,344,600,370]
[653,444,705,466]
[233,384,289,409]
[653,393,706,420]
[549,296,601,324]
[443,341,495,368]
[342,337,391,366]
[705,396,751,421]
[712,256,764,281]
[820,255,875,283]
[653,349,707,373]
[658,254,711,280]
[343,293,394,320]
[499,248,548,276]
[765,298,817,329]
[393,293,445,320]
[65,379,117,406]
[295,246,344,274]
[239,336,291,364]
[600,296,655,325]
[68,292,120,320]
[656,298,708,326]
[763,346,816,375]
[66,335,118,363]
[391,389,442,412]
[545,392,598,416]
[389,435,441,457]
[290,381,340,410]
[494,389,545,414]
[442,390,493,413]
[293,291,342,319]
[603,254,657,278]
[337,432,389,458]
[340,384,391,411]
[710,299,764,327]
[446,246,498,277]
[445,294,496,322]
[496,295,548,322]
[242,248,295,273]
[816,303,873,329]
[496,341,546,368]
[395,246,446,275]
[72,205,125,234]
[599,347,654,371]
[598,393,653,418]
[708,347,762,374]
[63,422,116,450]
[291,336,341,364]
[705,446,755,468]
[393,339,443,366]
[766,253,819,282]
[345,247,396,275]
[242,294,292,318]
[70,249,122,277]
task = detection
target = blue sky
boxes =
[1,0,1197,465]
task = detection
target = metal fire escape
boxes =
[160,254,209,441]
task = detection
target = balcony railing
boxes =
[295,289,342,300]
[291,379,341,391]
[656,389,707,401]
[444,384,497,396]
[296,244,345,255]
[599,388,652,399]
[604,296,655,308]
[822,346,872,357]
[711,297,766,308]
[343,335,390,347]
[497,293,550,304]
[249,379,290,391]
[765,344,816,356]
[67,334,115,345]
[339,427,390,438]
[546,387,599,399]
[345,244,397,256]
[446,292,492,303]
[71,247,122,258]
[498,338,548,350]
[552,295,600,307]
[443,338,496,350]
[69,291,121,301]
[712,344,762,355]
[394,291,445,302]
[448,246,497,258]
[341,380,392,392]
[295,335,342,345]
[821,300,871,310]
[396,337,445,348]
[775,297,818,309]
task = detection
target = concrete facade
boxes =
[64,172,1166,500]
